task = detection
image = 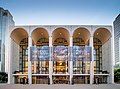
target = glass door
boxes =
[53,76,69,84]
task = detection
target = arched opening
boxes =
[52,27,70,84]
[10,28,28,44]
[93,28,111,84]
[31,28,49,84]
[72,28,90,84]
[94,28,111,44]
[10,28,28,84]
[31,28,49,45]
[52,28,70,46]
[73,28,90,46]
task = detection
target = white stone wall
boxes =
[102,39,111,73]
[11,40,19,73]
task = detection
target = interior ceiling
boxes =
[31,28,49,44]
[52,28,70,45]
[73,28,90,43]
[10,28,28,44]
[94,28,111,44]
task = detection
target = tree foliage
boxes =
[114,68,120,83]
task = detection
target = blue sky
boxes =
[0,0,120,25]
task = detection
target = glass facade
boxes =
[0,7,14,72]
[34,37,49,72]
[19,38,28,73]
[14,36,109,84]
[94,38,102,74]
[114,14,120,65]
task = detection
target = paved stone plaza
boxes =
[0,84,120,89]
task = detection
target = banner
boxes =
[84,46,91,61]
[30,46,50,61]
[37,46,50,60]
[30,46,91,61]
[30,46,38,61]
[72,46,84,61]
[72,46,91,61]
[52,46,69,61]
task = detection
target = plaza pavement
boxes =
[0,84,120,89]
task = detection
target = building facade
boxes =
[114,14,120,66]
[0,7,114,84]
[8,25,114,84]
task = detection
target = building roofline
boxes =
[14,24,112,27]
[114,14,120,21]
[0,7,14,19]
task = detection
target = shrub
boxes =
[0,72,8,83]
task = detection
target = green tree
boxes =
[114,68,120,83]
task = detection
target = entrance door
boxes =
[53,76,69,84]
[73,76,90,84]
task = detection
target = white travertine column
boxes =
[90,36,94,84]
[110,31,114,84]
[49,36,53,84]
[33,45,37,74]
[8,38,14,84]
[70,36,73,84]
[28,36,32,84]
